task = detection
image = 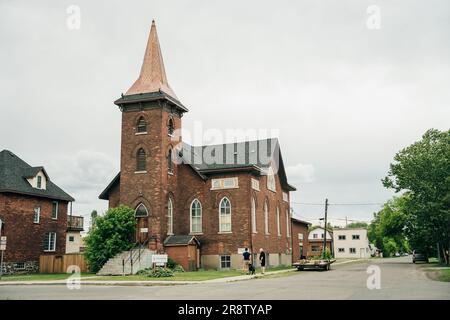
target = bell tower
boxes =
[114,20,188,251]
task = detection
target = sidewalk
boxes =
[0,259,366,286]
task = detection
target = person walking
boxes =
[242,248,251,273]
[259,248,266,274]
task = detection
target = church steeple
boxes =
[125,20,178,100]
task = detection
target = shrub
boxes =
[166,257,177,269]
[138,267,174,278]
[84,205,136,273]
[172,265,185,273]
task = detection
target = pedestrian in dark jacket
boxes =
[259,248,266,274]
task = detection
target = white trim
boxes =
[190,199,202,233]
[251,197,257,234]
[264,201,269,235]
[134,171,147,174]
[219,197,232,233]
[34,206,40,224]
[44,232,56,252]
[276,207,281,236]
[167,198,173,234]
[135,132,148,136]
[211,177,239,190]
[135,203,149,217]
[52,201,59,220]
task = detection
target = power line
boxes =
[291,201,383,206]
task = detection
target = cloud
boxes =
[286,163,315,183]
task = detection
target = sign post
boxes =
[151,254,168,269]
[0,219,5,280]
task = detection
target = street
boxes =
[0,257,449,300]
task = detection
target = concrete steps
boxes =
[97,248,155,276]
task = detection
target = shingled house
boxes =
[0,150,74,273]
[99,21,297,270]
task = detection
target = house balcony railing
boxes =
[67,215,84,231]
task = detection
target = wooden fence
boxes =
[39,254,89,273]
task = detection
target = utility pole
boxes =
[345,216,348,228]
[323,198,329,256]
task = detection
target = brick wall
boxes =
[0,193,68,262]
[291,221,309,261]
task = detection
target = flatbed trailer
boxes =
[292,259,336,271]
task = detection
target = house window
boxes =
[44,232,56,252]
[298,233,304,240]
[219,197,232,232]
[251,198,257,233]
[313,233,318,239]
[167,149,173,173]
[69,236,75,242]
[137,117,147,133]
[286,209,290,237]
[168,118,174,136]
[34,207,40,223]
[220,255,231,269]
[190,199,202,233]
[338,235,346,240]
[266,167,276,192]
[350,248,356,254]
[321,233,324,238]
[251,178,260,191]
[37,176,42,189]
[167,198,173,234]
[136,148,146,171]
[276,207,281,236]
[52,201,59,219]
[211,177,238,190]
[135,203,148,217]
[283,192,288,202]
[338,248,345,253]
[264,201,269,234]
[352,235,360,240]
[311,245,320,252]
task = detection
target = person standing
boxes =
[259,248,266,274]
[242,248,251,273]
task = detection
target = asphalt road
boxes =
[0,256,449,300]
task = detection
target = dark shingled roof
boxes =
[0,150,74,202]
[99,138,296,200]
[164,235,200,246]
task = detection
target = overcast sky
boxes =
[1,0,449,229]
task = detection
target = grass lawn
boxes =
[425,267,450,282]
[0,273,96,282]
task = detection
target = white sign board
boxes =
[140,228,148,233]
[0,236,6,251]
[152,254,168,266]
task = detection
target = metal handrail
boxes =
[122,239,149,275]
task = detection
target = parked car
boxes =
[394,252,401,257]
[412,250,428,263]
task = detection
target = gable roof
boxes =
[99,138,296,200]
[164,235,200,246]
[0,150,74,202]
[291,217,312,226]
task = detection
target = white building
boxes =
[333,228,371,259]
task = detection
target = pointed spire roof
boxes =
[125,20,178,100]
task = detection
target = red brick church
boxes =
[99,21,297,270]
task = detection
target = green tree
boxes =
[84,205,136,272]
[346,221,368,228]
[382,129,450,264]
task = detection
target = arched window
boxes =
[286,209,290,237]
[264,201,269,234]
[167,198,173,234]
[135,203,148,217]
[219,197,232,232]
[190,199,202,233]
[251,198,257,233]
[168,118,174,135]
[137,117,147,133]
[276,207,281,236]
[167,149,173,173]
[136,148,146,171]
